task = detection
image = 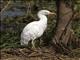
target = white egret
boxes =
[20,10,56,48]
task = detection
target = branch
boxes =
[0,1,12,14]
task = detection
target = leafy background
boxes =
[0,0,80,48]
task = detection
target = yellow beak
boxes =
[49,12,56,15]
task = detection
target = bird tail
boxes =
[20,33,31,46]
[20,39,29,46]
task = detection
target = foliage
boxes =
[72,19,80,38]
[0,0,80,48]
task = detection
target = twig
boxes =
[0,1,12,14]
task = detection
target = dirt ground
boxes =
[1,47,80,60]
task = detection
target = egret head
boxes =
[38,10,56,16]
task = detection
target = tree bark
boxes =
[53,0,73,44]
[52,0,80,53]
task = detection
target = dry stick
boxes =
[0,1,12,14]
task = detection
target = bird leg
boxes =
[31,40,36,50]
[31,40,43,54]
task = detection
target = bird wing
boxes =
[23,21,38,32]
[21,21,39,44]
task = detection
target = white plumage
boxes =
[20,10,55,48]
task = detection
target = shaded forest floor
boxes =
[1,47,80,60]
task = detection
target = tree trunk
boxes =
[53,0,73,45]
[52,0,80,53]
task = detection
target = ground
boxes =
[1,47,80,60]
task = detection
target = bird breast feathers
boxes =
[23,21,47,37]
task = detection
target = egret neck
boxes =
[38,14,47,24]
